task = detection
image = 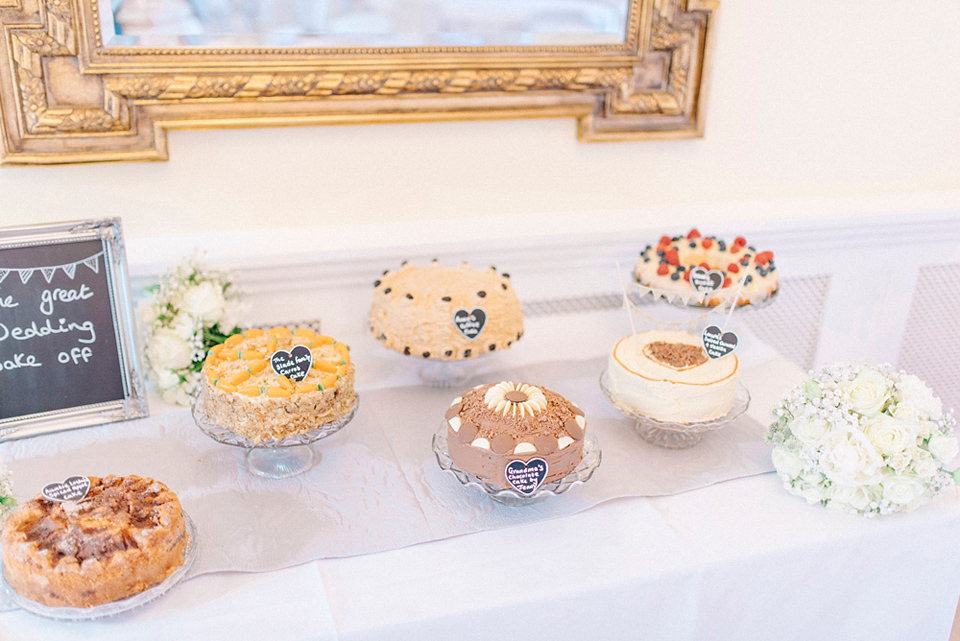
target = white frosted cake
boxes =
[607,330,739,423]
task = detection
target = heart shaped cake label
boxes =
[504,458,548,495]
[42,476,91,503]
[453,308,486,340]
[270,344,313,382]
[690,266,724,293]
[702,325,738,359]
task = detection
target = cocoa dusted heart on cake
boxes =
[368,262,524,361]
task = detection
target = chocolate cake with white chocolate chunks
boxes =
[369,261,523,360]
[199,327,356,443]
[445,381,586,490]
[1,475,187,608]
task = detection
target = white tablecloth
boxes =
[2,308,960,640]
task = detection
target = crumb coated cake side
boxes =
[200,327,357,443]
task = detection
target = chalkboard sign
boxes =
[0,219,147,440]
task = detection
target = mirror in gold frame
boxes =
[0,0,717,165]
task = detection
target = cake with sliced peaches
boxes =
[443,381,586,490]
[199,327,356,442]
[635,228,778,306]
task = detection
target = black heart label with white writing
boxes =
[42,476,90,503]
[505,458,548,495]
[702,325,738,359]
[690,266,724,293]
[453,308,486,340]
[270,344,313,382]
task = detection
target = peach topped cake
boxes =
[200,327,356,443]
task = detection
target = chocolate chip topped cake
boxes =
[1,475,187,608]
[369,262,523,360]
[199,327,356,443]
[444,381,586,491]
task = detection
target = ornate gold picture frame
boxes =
[0,0,717,165]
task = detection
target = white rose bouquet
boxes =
[0,457,14,525]
[766,364,958,516]
[139,258,244,405]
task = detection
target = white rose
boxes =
[819,429,883,486]
[154,368,181,390]
[928,433,959,464]
[218,299,244,332]
[771,447,805,478]
[168,312,199,340]
[177,282,226,325]
[146,328,194,371]
[886,449,912,473]
[828,484,872,512]
[881,474,924,505]
[893,375,942,420]
[840,368,890,418]
[788,414,831,446]
[915,420,935,440]
[861,414,916,456]
[911,450,939,478]
[798,478,827,504]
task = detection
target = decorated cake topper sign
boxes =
[702,325,738,359]
[504,458,548,495]
[42,476,91,502]
[270,345,313,382]
[453,308,486,340]
[689,266,724,294]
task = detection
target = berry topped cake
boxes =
[369,262,524,360]
[635,228,778,306]
[199,327,356,443]
[444,381,586,492]
[1,475,187,608]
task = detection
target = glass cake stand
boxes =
[416,357,487,388]
[633,281,780,310]
[599,370,750,449]
[0,511,199,621]
[192,396,358,479]
[432,423,601,507]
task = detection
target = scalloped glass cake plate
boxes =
[192,396,358,478]
[432,423,601,507]
[599,370,750,449]
[0,511,199,621]
[632,281,780,311]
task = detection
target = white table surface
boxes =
[4,246,960,640]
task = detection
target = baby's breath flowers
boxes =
[766,364,957,516]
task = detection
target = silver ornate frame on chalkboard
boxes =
[0,218,148,440]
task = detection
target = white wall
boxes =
[1,0,959,250]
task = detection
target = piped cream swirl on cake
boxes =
[607,330,739,423]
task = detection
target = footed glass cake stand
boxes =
[416,357,487,388]
[432,423,601,507]
[192,397,358,479]
[599,371,750,449]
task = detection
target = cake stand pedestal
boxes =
[192,397,358,479]
[432,423,601,506]
[599,371,750,449]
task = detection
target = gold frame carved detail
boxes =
[0,0,717,165]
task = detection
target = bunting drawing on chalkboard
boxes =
[0,251,103,286]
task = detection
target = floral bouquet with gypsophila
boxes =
[766,364,958,516]
[139,257,244,406]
